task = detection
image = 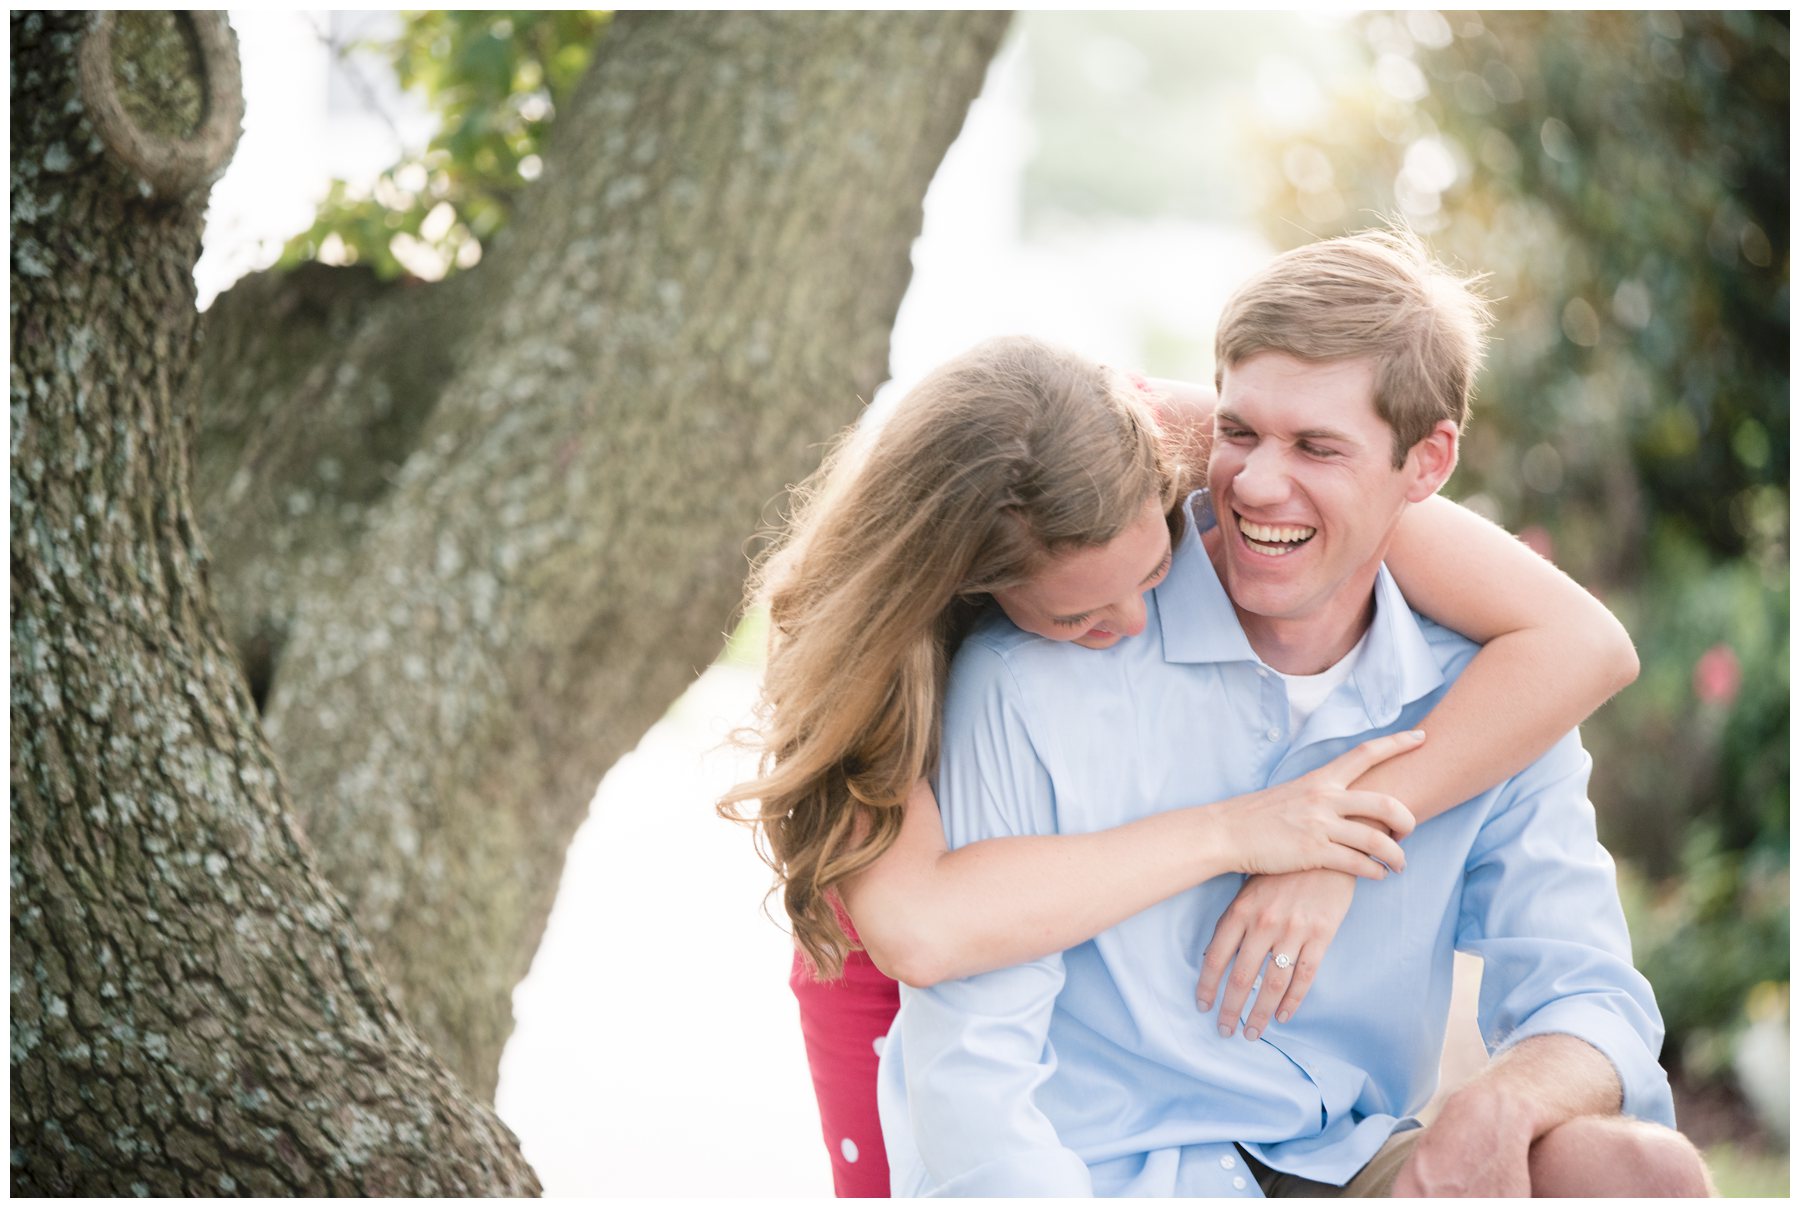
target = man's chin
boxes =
[1221,573,1310,625]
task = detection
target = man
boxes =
[875,230,1711,1197]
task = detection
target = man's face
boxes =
[1209,352,1444,644]
[993,497,1173,650]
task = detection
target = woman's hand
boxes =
[1196,869,1356,1041]
[843,731,1416,989]
[1188,734,1422,1040]
[1208,730,1422,880]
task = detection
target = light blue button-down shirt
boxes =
[876,491,1672,1198]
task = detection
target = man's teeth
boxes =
[1239,517,1316,555]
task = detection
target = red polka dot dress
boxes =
[789,912,900,1197]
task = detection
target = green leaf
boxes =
[285,10,611,282]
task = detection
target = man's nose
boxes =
[1232,444,1289,505]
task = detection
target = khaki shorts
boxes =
[1239,1126,1424,1198]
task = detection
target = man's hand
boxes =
[1392,1088,1536,1197]
[1393,1034,1625,1197]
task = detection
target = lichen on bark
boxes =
[14,5,1012,1191]
[12,10,537,1194]
[108,12,205,140]
[194,10,1012,1098]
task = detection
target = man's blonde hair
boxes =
[1214,227,1493,466]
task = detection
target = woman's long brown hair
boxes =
[719,336,1182,978]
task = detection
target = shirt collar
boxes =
[1157,491,1259,666]
[1157,490,1446,727]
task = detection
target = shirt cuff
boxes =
[1496,1002,1675,1127]
[926,1147,1094,1198]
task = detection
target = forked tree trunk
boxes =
[11,11,538,1193]
[12,6,1009,1190]
[190,10,1009,1097]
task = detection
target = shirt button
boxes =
[1256,667,1269,678]
[1266,727,1281,741]
[1233,1175,1248,1190]
[1220,1154,1237,1170]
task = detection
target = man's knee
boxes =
[1530,1116,1714,1197]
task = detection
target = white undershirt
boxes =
[1273,629,1370,736]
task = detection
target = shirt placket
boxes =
[1189,1142,1260,1196]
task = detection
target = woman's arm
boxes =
[1143,375,1214,496]
[1144,371,1632,821]
[843,372,1227,989]
[1197,494,1639,1038]
[1140,373,1637,807]
[839,731,1423,988]
[1361,494,1638,818]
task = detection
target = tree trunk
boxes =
[191,11,1011,1098]
[11,11,539,1194]
[16,7,1011,1187]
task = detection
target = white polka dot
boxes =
[872,1035,886,1057]
[841,1137,860,1163]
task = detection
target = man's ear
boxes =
[1403,420,1460,502]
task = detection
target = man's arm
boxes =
[1398,730,1672,1195]
[1395,1034,1621,1195]
[893,640,1092,1196]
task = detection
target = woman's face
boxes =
[992,499,1173,650]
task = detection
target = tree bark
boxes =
[190,11,1011,1098]
[12,10,539,1194]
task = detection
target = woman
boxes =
[720,336,1636,1196]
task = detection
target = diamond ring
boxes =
[1273,953,1293,970]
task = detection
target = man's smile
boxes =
[1236,512,1317,558]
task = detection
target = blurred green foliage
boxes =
[1019,12,1365,228]
[279,11,609,279]
[1704,1142,1790,1198]
[721,605,771,669]
[1246,10,1788,1108]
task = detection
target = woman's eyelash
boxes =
[1053,554,1170,628]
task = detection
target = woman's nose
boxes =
[1108,592,1148,638]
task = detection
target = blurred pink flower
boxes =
[1519,525,1555,561]
[1693,643,1742,706]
